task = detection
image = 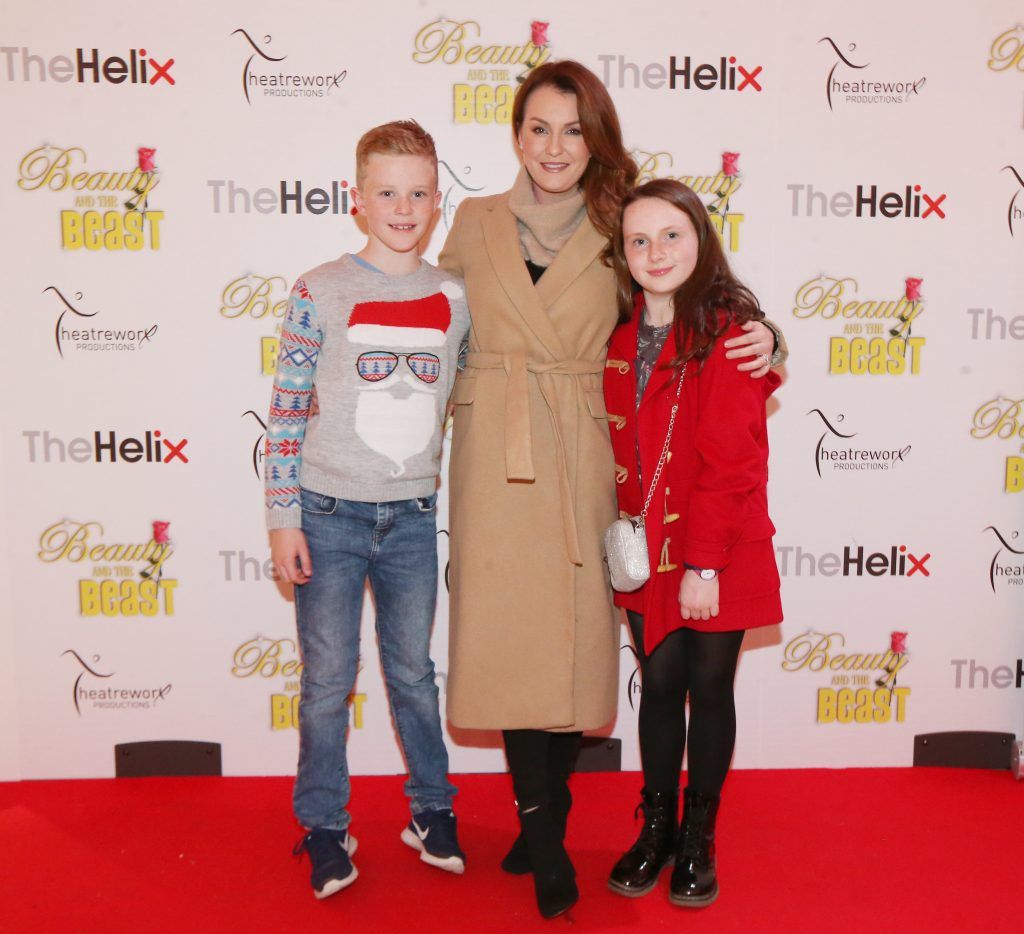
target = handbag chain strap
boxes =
[637,363,687,525]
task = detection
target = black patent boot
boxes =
[669,788,720,907]
[608,787,678,897]
[519,805,578,919]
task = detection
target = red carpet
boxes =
[1,769,1019,933]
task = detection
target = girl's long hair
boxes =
[512,60,637,241]
[608,178,764,368]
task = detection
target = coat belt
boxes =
[466,351,604,567]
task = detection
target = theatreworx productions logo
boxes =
[807,409,911,477]
[792,275,926,376]
[18,145,163,251]
[970,396,1024,493]
[62,650,172,715]
[231,636,367,731]
[634,149,746,252]
[45,285,158,357]
[38,519,179,617]
[599,52,763,93]
[988,25,1024,73]
[782,630,910,724]
[0,46,174,86]
[818,37,925,109]
[984,526,1024,592]
[220,274,289,376]
[243,409,267,479]
[1003,166,1023,238]
[231,29,347,104]
[412,19,550,125]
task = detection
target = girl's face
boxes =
[517,84,591,202]
[622,197,700,300]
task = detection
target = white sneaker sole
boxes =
[312,834,359,899]
[400,827,466,874]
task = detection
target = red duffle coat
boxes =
[603,306,783,654]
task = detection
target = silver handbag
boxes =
[604,365,686,593]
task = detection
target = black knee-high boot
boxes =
[501,732,580,875]
[503,730,579,919]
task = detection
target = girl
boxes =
[439,63,781,919]
[603,178,782,907]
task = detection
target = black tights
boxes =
[502,729,582,811]
[627,611,744,796]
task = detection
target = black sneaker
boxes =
[400,808,466,874]
[293,827,358,898]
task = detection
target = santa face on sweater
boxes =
[348,281,461,475]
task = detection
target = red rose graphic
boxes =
[722,152,740,177]
[152,521,171,544]
[531,21,549,46]
[891,631,908,654]
[905,278,923,301]
[138,148,157,172]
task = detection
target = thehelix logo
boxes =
[24,430,188,464]
[818,37,925,109]
[787,183,946,220]
[970,396,1024,493]
[63,650,172,714]
[231,29,347,103]
[207,178,354,215]
[243,410,267,479]
[599,53,763,92]
[807,409,911,477]
[776,544,931,578]
[952,658,1024,690]
[1003,166,1023,238]
[1,46,175,85]
[968,307,1024,341]
[792,275,926,376]
[983,526,1024,593]
[45,285,158,357]
[988,25,1024,73]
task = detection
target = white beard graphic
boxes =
[354,374,438,476]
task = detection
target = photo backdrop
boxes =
[1,0,1022,781]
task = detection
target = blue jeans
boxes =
[292,488,456,831]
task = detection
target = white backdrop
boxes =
[1,0,1022,781]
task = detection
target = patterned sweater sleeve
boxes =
[264,278,322,530]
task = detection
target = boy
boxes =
[265,120,469,899]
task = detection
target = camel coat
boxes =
[438,191,620,731]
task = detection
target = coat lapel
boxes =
[481,197,567,360]
[535,214,607,312]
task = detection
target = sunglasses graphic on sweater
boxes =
[355,351,441,384]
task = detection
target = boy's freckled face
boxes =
[353,154,440,255]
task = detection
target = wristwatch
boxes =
[684,563,719,581]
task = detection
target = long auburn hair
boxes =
[609,178,763,369]
[512,60,637,241]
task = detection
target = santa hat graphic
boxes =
[348,282,461,347]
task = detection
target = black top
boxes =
[525,258,547,285]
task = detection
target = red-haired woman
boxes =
[603,178,782,908]
[439,63,782,919]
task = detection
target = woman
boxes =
[438,61,780,919]
[603,179,782,907]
